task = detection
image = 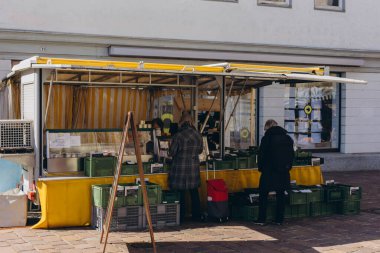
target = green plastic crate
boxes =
[123,183,141,206]
[162,190,180,204]
[310,202,339,216]
[248,155,257,168]
[241,205,259,221]
[288,190,308,205]
[299,186,324,203]
[230,205,243,220]
[163,164,170,173]
[324,202,339,215]
[337,185,362,201]
[338,200,360,215]
[237,157,250,169]
[121,162,154,175]
[296,204,310,218]
[284,205,292,219]
[122,164,139,175]
[211,159,237,170]
[137,182,162,205]
[309,202,322,217]
[92,184,126,208]
[307,187,324,203]
[85,156,116,177]
[324,185,343,202]
[143,163,152,174]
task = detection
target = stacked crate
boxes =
[231,183,361,222]
[91,183,181,231]
[142,203,180,228]
[92,205,143,231]
[85,156,116,177]
[287,188,309,218]
[337,185,361,215]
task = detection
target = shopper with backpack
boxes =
[255,119,294,225]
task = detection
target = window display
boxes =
[284,82,340,150]
[224,89,256,149]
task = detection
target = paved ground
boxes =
[1,171,379,253]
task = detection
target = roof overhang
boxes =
[3,56,367,86]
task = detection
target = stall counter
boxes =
[33,166,323,229]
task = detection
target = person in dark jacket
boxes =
[255,119,294,225]
[169,112,203,221]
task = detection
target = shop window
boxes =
[258,0,291,8]
[284,82,340,150]
[225,88,256,149]
[315,0,345,12]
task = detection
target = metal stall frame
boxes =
[3,56,367,181]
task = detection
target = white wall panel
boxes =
[0,0,379,51]
[342,143,380,154]
[341,72,380,153]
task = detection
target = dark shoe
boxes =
[253,220,266,226]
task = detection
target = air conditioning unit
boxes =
[0,120,33,152]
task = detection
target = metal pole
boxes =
[225,79,248,131]
[218,76,225,158]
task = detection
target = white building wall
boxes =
[341,72,380,153]
[0,0,379,51]
[0,60,11,80]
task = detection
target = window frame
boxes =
[314,0,345,12]
[203,0,238,3]
[257,0,292,8]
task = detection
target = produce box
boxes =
[123,184,141,206]
[336,184,362,201]
[293,204,310,218]
[137,182,162,205]
[230,205,243,220]
[288,189,308,205]
[236,157,250,169]
[121,162,155,175]
[241,205,259,221]
[142,203,180,228]
[92,184,126,208]
[121,163,138,175]
[248,155,257,168]
[338,200,361,215]
[92,205,143,231]
[324,185,343,202]
[299,186,324,203]
[209,159,237,170]
[84,156,116,177]
[162,190,180,204]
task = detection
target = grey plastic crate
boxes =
[143,203,180,228]
[91,205,143,231]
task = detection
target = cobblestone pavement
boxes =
[0,171,379,253]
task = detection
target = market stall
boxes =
[1,57,366,229]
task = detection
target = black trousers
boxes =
[179,188,201,221]
[258,188,286,223]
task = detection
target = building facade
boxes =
[1,0,380,170]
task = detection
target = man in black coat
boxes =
[255,119,294,225]
[169,112,203,221]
